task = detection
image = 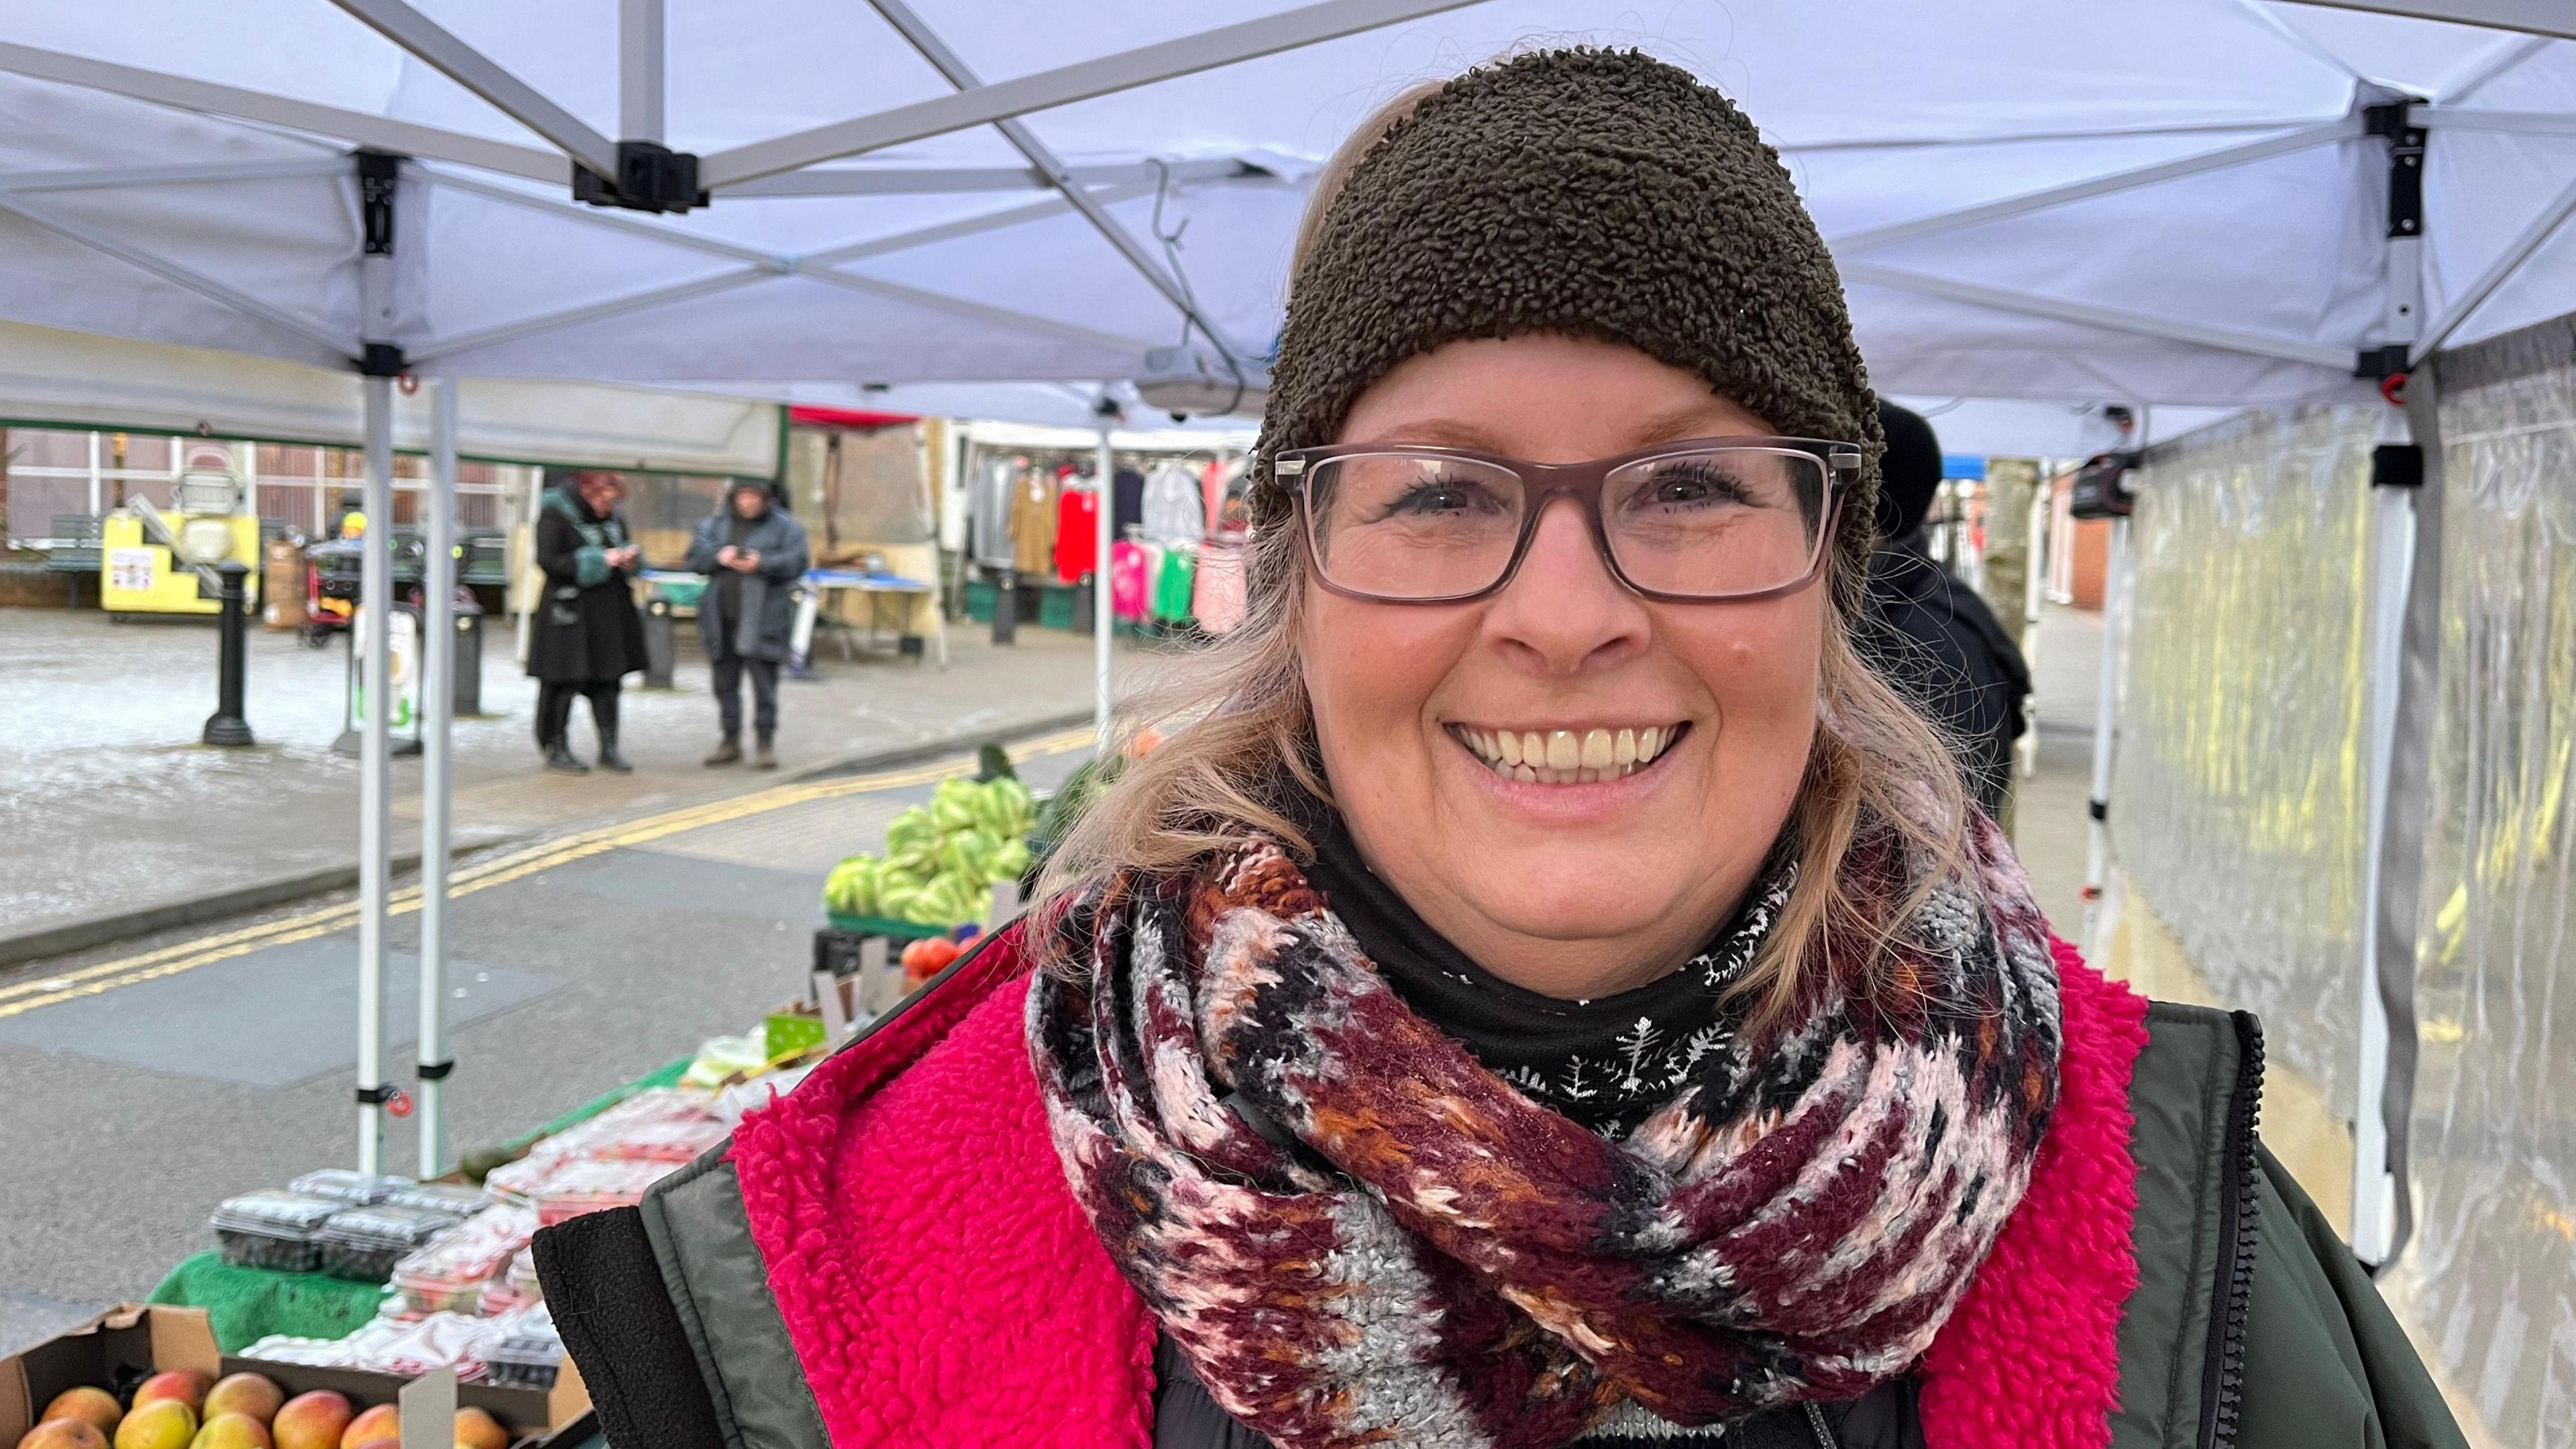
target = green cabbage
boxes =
[988,839,1030,883]
[884,808,939,856]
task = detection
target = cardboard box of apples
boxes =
[5,1306,584,1449]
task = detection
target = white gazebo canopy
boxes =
[0,0,2570,439]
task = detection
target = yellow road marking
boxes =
[0,729,1093,1022]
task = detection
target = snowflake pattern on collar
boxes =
[1495,862,1797,1132]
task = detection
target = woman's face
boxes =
[578,475,621,513]
[1301,335,1825,997]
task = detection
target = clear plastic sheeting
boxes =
[2381,317,2576,1449]
[2114,403,2383,1116]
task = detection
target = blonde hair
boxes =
[1036,78,1971,1024]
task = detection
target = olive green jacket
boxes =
[2111,1004,2465,1449]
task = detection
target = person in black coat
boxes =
[1859,402,2032,818]
[527,471,648,775]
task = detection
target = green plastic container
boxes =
[964,578,998,623]
[824,910,960,941]
[1037,584,1080,631]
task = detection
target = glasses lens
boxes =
[1603,448,1828,596]
[1305,452,1524,599]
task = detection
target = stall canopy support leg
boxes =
[418,377,458,1177]
[2349,99,2430,1269]
[1093,396,1117,751]
[354,150,399,1175]
[356,373,394,1176]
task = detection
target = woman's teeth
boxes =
[1450,724,1684,784]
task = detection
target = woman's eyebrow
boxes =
[1338,418,1503,449]
[1630,404,1756,447]
[1343,406,1752,453]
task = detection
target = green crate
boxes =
[1037,584,1080,631]
[964,578,998,623]
[824,910,961,940]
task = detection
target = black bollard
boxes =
[203,559,256,747]
[991,569,1018,645]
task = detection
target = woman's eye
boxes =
[1638,462,1754,507]
[1382,476,1500,517]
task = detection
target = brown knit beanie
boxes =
[1253,48,1883,604]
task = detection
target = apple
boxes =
[448,1409,506,1449]
[266,1394,348,1449]
[186,1415,270,1449]
[111,1400,195,1449]
[39,1387,123,1437]
[335,1406,395,1449]
[201,1377,282,1427]
[20,1420,110,1449]
[132,1374,211,1417]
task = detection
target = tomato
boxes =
[900,936,963,985]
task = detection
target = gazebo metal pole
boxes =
[418,377,458,1176]
[356,374,393,1175]
[1093,407,1116,750]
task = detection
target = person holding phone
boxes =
[528,470,647,774]
[686,478,808,769]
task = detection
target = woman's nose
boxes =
[1480,498,1649,674]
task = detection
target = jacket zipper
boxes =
[2196,1012,2265,1449]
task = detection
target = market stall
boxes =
[952,419,1251,641]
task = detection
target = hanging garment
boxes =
[1054,485,1100,583]
[1140,462,1205,543]
[1201,459,1228,541]
[1112,467,1146,539]
[1008,471,1059,578]
[1191,534,1247,634]
[1151,541,1197,624]
[1110,539,1150,621]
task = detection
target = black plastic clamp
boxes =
[2355,343,2411,380]
[356,1083,398,1105]
[2363,102,2428,239]
[576,142,706,215]
[417,1059,455,1082]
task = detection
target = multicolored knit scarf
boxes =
[1026,814,2061,1449]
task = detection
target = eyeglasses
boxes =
[1277,436,1860,604]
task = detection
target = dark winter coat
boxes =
[683,506,809,662]
[533,924,2468,1449]
[527,488,647,684]
[1860,538,2032,818]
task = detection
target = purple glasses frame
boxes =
[1277,434,1862,605]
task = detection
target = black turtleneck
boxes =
[1298,810,1792,1135]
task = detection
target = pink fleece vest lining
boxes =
[730,929,2145,1449]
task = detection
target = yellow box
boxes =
[99,513,260,616]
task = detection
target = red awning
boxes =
[790,405,920,431]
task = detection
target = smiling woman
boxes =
[535,46,2467,1449]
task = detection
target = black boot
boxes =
[544,739,590,774]
[596,727,634,774]
[755,733,777,770]
[704,734,742,767]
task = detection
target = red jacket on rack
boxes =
[1053,486,1099,583]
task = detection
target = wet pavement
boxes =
[0,734,1095,1354]
[0,608,1147,950]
